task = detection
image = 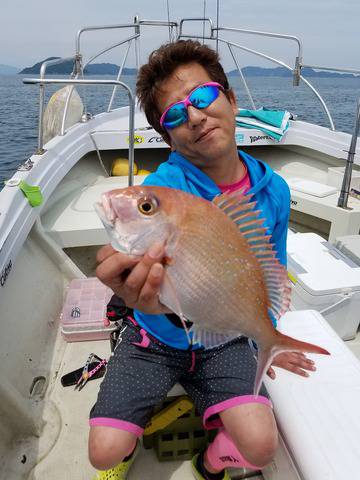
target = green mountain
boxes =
[19,57,137,75]
[18,58,359,78]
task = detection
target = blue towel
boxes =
[235,108,291,141]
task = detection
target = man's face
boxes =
[156,62,238,167]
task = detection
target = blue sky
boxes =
[1,0,359,71]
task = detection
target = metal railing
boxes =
[36,56,79,154]
[27,16,360,159]
[338,99,360,209]
[58,18,180,139]
[75,17,178,112]
[217,37,335,130]
[179,21,360,131]
[23,78,136,186]
[178,23,338,129]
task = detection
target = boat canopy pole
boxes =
[213,26,303,87]
[227,44,256,110]
[337,99,360,209]
[213,36,336,130]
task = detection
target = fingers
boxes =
[287,353,316,372]
[266,367,276,380]
[137,263,165,304]
[96,249,139,288]
[271,351,317,378]
[286,364,310,377]
[96,243,167,314]
[122,244,165,308]
[96,244,115,263]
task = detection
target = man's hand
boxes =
[267,352,316,380]
[96,243,170,315]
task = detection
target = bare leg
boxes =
[204,403,278,473]
[88,426,138,471]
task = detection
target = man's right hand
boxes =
[96,243,169,315]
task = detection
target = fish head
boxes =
[95,186,176,256]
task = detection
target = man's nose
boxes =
[187,105,206,128]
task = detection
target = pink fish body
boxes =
[96,185,330,394]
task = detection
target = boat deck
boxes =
[29,336,261,480]
[24,309,360,480]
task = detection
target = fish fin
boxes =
[253,332,330,396]
[160,271,192,345]
[190,325,241,348]
[213,191,292,322]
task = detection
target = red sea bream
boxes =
[95,185,330,395]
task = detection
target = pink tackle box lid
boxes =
[60,277,116,342]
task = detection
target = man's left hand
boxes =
[267,352,316,379]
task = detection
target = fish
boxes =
[95,185,330,395]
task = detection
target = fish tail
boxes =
[253,332,330,396]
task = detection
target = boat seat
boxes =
[154,309,360,477]
[262,309,360,479]
[43,174,298,249]
[42,175,147,248]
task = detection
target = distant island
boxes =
[15,57,360,78]
[0,64,20,75]
[18,57,137,75]
[228,66,359,79]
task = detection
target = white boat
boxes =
[1,15,360,480]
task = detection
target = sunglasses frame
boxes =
[159,81,224,130]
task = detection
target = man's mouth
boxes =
[195,128,217,143]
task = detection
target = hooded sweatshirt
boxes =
[133,149,290,350]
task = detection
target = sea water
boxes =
[0,73,359,185]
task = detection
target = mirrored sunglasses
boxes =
[159,82,224,130]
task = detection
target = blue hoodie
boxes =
[134,149,290,349]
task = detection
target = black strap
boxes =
[165,313,193,329]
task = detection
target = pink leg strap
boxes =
[206,429,264,471]
[132,328,150,348]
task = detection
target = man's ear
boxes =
[162,133,173,149]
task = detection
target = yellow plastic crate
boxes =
[143,396,216,462]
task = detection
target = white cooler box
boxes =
[287,232,360,340]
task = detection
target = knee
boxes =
[88,427,137,471]
[236,428,278,467]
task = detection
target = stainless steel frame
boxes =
[25,16,360,164]
[36,56,78,154]
[338,99,360,209]
[23,78,136,187]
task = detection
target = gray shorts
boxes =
[89,317,271,437]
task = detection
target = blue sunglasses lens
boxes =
[189,84,220,109]
[163,103,188,129]
[163,84,220,129]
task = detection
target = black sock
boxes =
[196,451,225,480]
[123,442,137,462]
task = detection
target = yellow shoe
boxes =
[93,443,140,479]
[191,453,230,480]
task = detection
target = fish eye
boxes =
[137,197,157,215]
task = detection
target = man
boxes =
[89,40,316,480]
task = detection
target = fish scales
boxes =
[165,200,269,335]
